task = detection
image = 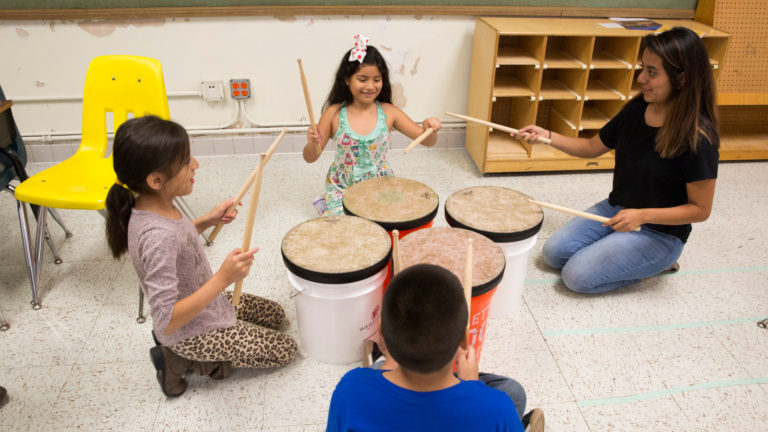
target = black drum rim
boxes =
[445,210,542,243]
[343,201,439,232]
[282,247,391,284]
[472,261,506,297]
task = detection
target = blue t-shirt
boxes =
[326,368,524,432]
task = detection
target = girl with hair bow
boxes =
[303,34,442,215]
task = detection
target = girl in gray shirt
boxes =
[105,116,297,397]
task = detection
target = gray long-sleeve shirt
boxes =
[128,207,236,346]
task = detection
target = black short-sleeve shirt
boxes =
[599,98,719,243]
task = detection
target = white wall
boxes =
[0,15,476,160]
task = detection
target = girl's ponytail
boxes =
[105,183,135,258]
[104,115,191,258]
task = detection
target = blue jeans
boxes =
[371,361,526,419]
[543,198,684,294]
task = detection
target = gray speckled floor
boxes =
[1,148,767,431]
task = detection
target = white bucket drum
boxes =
[281,215,391,364]
[445,186,543,318]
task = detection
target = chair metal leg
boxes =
[175,196,212,246]
[12,189,41,310]
[31,206,47,310]
[0,307,8,331]
[137,286,146,324]
[44,228,63,265]
[47,207,73,238]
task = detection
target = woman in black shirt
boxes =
[515,27,718,294]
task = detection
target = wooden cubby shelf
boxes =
[590,51,633,69]
[580,105,611,129]
[540,80,580,100]
[585,80,625,101]
[465,17,730,173]
[496,45,539,66]
[543,50,586,69]
[492,75,535,98]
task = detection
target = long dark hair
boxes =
[105,115,190,258]
[322,45,392,111]
[641,27,719,158]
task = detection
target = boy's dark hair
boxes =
[323,45,392,111]
[104,115,190,258]
[381,264,468,374]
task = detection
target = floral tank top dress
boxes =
[324,102,393,215]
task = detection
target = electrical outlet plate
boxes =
[200,80,224,102]
[229,79,251,99]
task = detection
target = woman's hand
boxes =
[514,125,549,143]
[605,208,647,232]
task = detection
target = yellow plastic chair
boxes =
[14,55,171,309]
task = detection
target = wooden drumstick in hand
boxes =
[207,129,287,243]
[297,59,316,130]
[403,128,434,154]
[463,238,473,329]
[392,229,403,275]
[445,111,552,145]
[298,59,322,156]
[529,199,641,232]
[232,153,268,307]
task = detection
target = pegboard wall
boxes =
[718,105,768,133]
[713,0,768,93]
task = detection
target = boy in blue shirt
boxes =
[327,264,543,432]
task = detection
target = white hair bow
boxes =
[348,33,369,63]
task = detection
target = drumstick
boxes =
[445,111,552,145]
[391,230,403,275]
[529,199,641,232]
[402,128,434,154]
[297,59,317,131]
[232,152,267,306]
[463,238,473,329]
[207,129,287,243]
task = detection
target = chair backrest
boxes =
[0,85,28,188]
[80,55,171,156]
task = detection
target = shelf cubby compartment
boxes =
[700,35,729,80]
[487,130,531,162]
[491,97,537,129]
[539,68,586,101]
[497,35,545,66]
[491,96,538,156]
[718,105,768,160]
[585,69,632,101]
[580,100,624,130]
[590,37,639,69]
[493,65,538,98]
[542,100,581,142]
[543,36,592,69]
